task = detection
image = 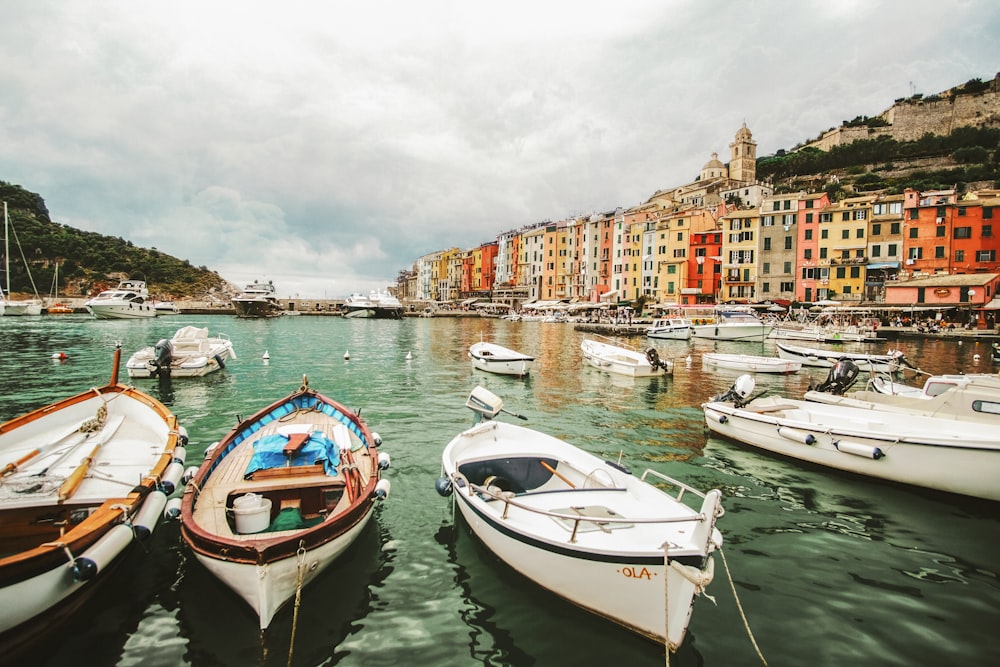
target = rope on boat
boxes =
[79,402,108,434]
[718,547,769,666]
[662,543,671,667]
[287,541,307,667]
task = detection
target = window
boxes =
[843,285,852,294]
[763,238,771,250]
[872,223,881,235]
[805,200,814,209]
[780,281,794,291]
[872,245,881,257]
[935,246,945,258]
[888,243,898,256]
[956,250,965,261]
[908,247,923,259]
[667,264,677,274]
[784,261,792,273]
[784,236,793,250]
[909,227,919,239]
[783,200,792,211]
[937,206,947,218]
[842,212,850,221]
[804,249,813,259]
[856,228,865,238]
[762,262,770,274]
[955,227,972,239]
[984,225,993,237]
[805,229,813,240]
[889,202,902,214]
[873,203,887,215]
[762,282,770,293]
[853,210,867,220]
[909,209,919,220]
[958,207,967,217]
[836,267,846,278]
[821,229,829,239]
[762,215,774,226]
[820,247,828,259]
[891,222,901,234]
[820,213,833,223]
[977,249,997,262]
[936,225,946,237]
[805,213,814,223]
[850,266,860,278]
[842,229,850,240]
[984,207,993,220]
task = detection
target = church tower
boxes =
[729,122,756,183]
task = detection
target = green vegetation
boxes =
[0,181,228,298]
[758,126,1000,196]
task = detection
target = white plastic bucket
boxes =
[232,493,272,534]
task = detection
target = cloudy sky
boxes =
[1,1,998,298]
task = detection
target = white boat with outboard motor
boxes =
[775,342,907,373]
[702,371,1000,501]
[690,308,773,341]
[581,336,673,377]
[126,326,237,379]
[646,317,692,340]
[436,386,724,652]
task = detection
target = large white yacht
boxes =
[84,279,158,319]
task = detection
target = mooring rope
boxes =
[718,547,769,666]
[287,541,307,667]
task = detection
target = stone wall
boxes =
[802,75,1000,151]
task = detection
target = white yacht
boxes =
[84,280,157,319]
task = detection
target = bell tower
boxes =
[729,122,756,183]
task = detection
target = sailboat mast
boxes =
[3,201,8,298]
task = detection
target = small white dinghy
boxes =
[468,341,534,376]
[437,387,724,652]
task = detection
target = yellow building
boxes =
[720,209,761,301]
[819,195,875,302]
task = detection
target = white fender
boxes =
[777,426,816,445]
[377,452,391,470]
[836,440,884,459]
[705,410,728,424]
[182,465,199,484]
[72,523,133,581]
[160,460,185,495]
[163,497,183,520]
[373,478,391,500]
[132,489,168,540]
[172,445,187,465]
[371,431,383,446]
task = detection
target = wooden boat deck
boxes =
[192,417,373,541]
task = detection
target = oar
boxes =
[1,419,88,477]
[540,460,576,488]
[57,415,126,502]
[36,415,125,477]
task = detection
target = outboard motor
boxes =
[812,359,860,395]
[645,347,671,372]
[712,374,756,408]
[150,339,173,378]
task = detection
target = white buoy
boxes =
[686,355,692,365]
[406,351,412,360]
[344,350,350,360]
[262,350,270,360]
[51,352,68,361]
[974,353,981,361]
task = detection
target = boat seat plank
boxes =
[282,432,311,457]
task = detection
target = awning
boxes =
[866,262,901,269]
[460,297,480,306]
[600,289,619,299]
[984,298,1000,310]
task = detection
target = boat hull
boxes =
[179,383,386,629]
[469,343,534,376]
[86,304,158,319]
[231,299,283,318]
[442,419,722,650]
[775,342,903,372]
[701,353,800,374]
[691,322,773,341]
[581,339,671,377]
[0,355,182,648]
[703,398,1000,501]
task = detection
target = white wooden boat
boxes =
[769,322,880,343]
[691,309,773,341]
[775,342,906,373]
[179,376,390,630]
[437,387,724,651]
[646,317,692,340]
[84,279,158,319]
[126,326,237,378]
[702,374,1000,501]
[581,337,672,377]
[0,345,186,652]
[701,352,801,374]
[469,341,534,376]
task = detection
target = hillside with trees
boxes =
[0,181,231,300]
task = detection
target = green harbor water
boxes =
[1,314,996,666]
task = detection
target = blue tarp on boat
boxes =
[244,431,341,478]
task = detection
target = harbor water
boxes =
[1,314,996,666]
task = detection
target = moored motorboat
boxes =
[469,341,534,376]
[701,352,801,374]
[0,345,187,654]
[84,280,158,319]
[126,325,237,378]
[775,342,907,373]
[702,373,1000,501]
[691,308,773,341]
[646,317,693,340]
[178,376,390,630]
[581,336,673,377]
[343,289,403,319]
[231,280,283,318]
[436,387,724,651]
